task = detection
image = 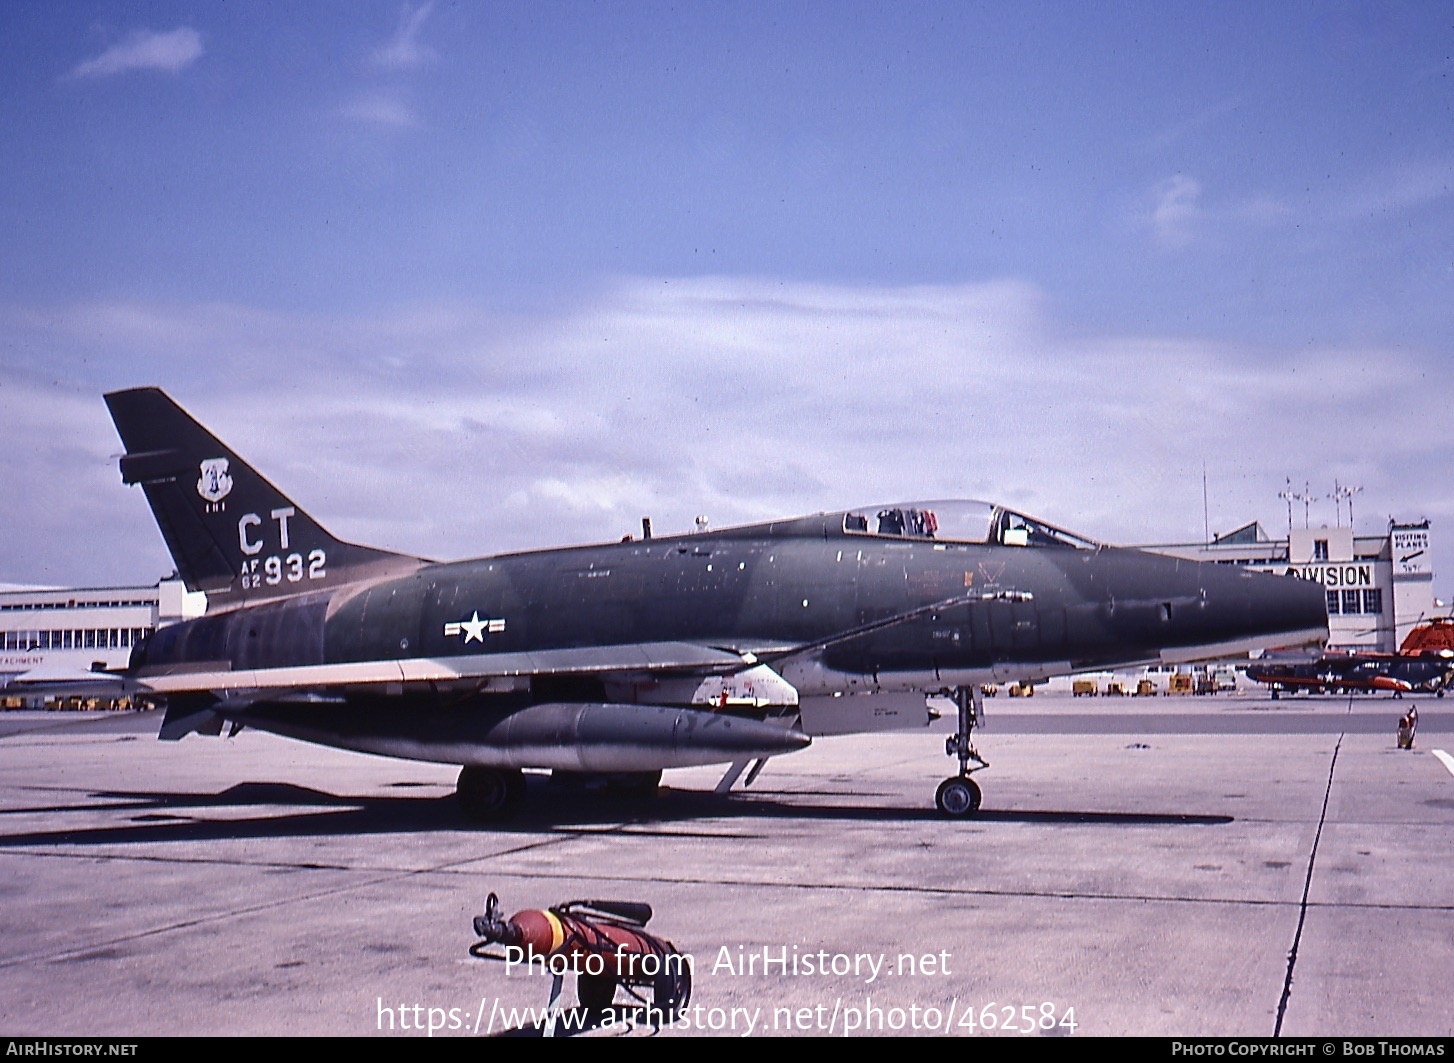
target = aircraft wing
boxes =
[125,593,983,697]
[128,640,759,696]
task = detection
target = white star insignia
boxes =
[459,611,488,643]
[444,611,506,644]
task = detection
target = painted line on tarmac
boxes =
[1432,749,1454,777]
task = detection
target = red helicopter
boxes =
[1247,618,1454,699]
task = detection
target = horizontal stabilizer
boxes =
[0,668,128,700]
[3,666,126,687]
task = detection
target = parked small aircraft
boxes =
[9,389,1329,819]
[1247,618,1454,698]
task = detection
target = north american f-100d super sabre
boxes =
[29,388,1328,819]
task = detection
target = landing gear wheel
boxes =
[456,766,525,822]
[937,685,988,817]
[935,775,982,817]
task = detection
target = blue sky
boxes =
[2,2,1452,603]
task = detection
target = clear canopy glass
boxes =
[840,501,1098,550]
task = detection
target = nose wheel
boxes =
[935,775,982,816]
[937,685,988,817]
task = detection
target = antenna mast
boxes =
[1202,462,1210,545]
[1278,479,1295,537]
[1343,484,1363,532]
[1290,482,1313,529]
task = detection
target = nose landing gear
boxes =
[935,774,982,816]
[937,685,988,817]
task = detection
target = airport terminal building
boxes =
[0,579,202,702]
[1143,519,1436,654]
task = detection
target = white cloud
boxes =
[2,278,1451,594]
[374,3,436,70]
[69,28,204,80]
[1150,174,1202,248]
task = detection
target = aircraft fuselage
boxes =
[135,512,1327,697]
[87,387,1330,816]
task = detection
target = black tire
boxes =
[935,776,982,817]
[456,766,525,822]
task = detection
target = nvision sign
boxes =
[1286,563,1374,588]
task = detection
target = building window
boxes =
[1341,589,1361,615]
[1363,589,1383,615]
[1314,539,1329,561]
[1326,590,1340,615]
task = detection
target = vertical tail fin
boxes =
[105,388,421,609]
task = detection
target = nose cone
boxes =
[1241,568,1329,648]
[1168,561,1328,663]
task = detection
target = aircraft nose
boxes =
[1202,563,1328,651]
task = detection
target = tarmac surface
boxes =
[1,690,1451,1038]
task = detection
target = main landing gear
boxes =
[457,766,525,822]
[937,685,988,817]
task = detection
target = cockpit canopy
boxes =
[841,501,1100,550]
